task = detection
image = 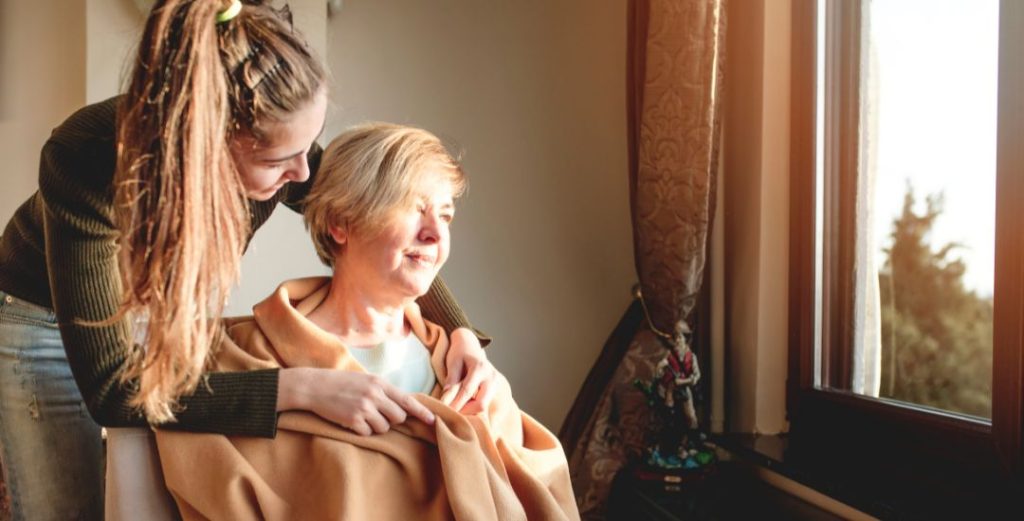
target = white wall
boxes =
[323,0,635,429]
[0,0,86,223]
[721,0,790,435]
[85,0,143,104]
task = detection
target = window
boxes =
[789,0,1023,514]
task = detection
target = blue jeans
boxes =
[0,290,104,520]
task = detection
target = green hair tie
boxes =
[216,0,242,23]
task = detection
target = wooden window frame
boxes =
[788,0,1023,513]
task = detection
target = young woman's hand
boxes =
[440,327,499,412]
[277,367,435,436]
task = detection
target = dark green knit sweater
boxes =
[0,97,482,438]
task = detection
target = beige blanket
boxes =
[156,277,579,521]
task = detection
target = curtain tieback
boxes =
[632,283,683,345]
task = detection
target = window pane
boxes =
[836,0,998,418]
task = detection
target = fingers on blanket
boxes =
[362,409,392,435]
[450,359,496,411]
[343,399,384,436]
[383,384,435,427]
[444,355,464,388]
[477,378,497,409]
[337,380,397,435]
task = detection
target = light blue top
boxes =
[348,333,437,395]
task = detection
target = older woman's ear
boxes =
[328,224,349,246]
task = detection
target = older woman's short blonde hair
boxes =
[303,122,466,267]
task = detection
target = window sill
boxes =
[712,432,1023,519]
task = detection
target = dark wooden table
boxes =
[606,460,845,521]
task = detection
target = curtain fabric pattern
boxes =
[564,0,725,517]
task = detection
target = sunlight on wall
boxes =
[0,1,85,227]
[323,0,634,429]
[0,0,633,432]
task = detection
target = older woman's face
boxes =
[334,170,456,301]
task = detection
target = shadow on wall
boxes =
[0,1,9,120]
[0,477,8,521]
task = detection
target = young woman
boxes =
[0,1,491,518]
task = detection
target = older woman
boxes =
[155,123,579,521]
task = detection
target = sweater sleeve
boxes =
[282,141,492,347]
[418,277,491,347]
[39,138,281,438]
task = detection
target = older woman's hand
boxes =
[440,327,498,412]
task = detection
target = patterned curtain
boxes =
[560,0,725,518]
